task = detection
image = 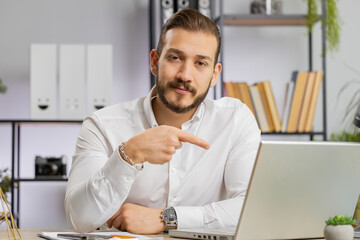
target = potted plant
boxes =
[0,168,12,199]
[324,215,356,240]
[330,66,360,225]
[331,71,360,223]
[0,77,7,93]
[307,0,341,53]
[0,168,12,225]
[331,73,360,142]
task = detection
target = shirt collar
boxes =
[143,86,205,128]
[143,86,158,128]
[186,101,204,125]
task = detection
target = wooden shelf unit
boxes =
[215,1,327,140]
[218,14,312,26]
[0,119,82,227]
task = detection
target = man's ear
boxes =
[150,49,159,76]
[210,62,222,88]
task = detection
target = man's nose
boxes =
[177,60,194,82]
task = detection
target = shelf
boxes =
[216,0,327,140]
[3,120,80,226]
[0,120,83,127]
[261,131,324,135]
[216,14,313,26]
[0,119,83,123]
[14,178,68,182]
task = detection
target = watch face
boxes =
[163,207,177,223]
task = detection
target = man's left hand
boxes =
[107,203,166,234]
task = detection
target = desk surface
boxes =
[0,229,174,240]
[0,229,356,240]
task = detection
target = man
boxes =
[65,8,260,234]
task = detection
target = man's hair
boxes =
[156,8,221,63]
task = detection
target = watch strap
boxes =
[164,223,177,231]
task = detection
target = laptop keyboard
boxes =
[204,228,235,235]
[355,227,360,238]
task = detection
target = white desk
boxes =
[0,229,356,240]
[0,229,173,240]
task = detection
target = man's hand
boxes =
[107,203,165,234]
[122,125,209,165]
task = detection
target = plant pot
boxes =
[324,225,354,240]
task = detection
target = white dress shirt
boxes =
[65,89,261,233]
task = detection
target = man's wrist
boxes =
[119,142,144,171]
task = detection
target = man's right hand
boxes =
[121,125,209,165]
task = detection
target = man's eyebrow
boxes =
[166,48,213,62]
[166,48,183,55]
[196,55,212,62]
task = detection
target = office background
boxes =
[0,0,359,229]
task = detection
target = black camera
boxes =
[35,155,67,179]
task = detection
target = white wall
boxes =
[0,0,149,229]
[326,0,360,133]
[0,0,359,229]
[0,0,149,119]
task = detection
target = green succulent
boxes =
[325,215,356,225]
[0,78,7,93]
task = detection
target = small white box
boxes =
[30,44,57,119]
[59,45,86,120]
[87,45,113,114]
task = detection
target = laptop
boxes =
[169,141,360,240]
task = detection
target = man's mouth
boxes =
[174,87,191,95]
[167,79,195,95]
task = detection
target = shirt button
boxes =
[126,176,134,181]
[171,167,176,173]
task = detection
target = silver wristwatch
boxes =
[161,207,178,231]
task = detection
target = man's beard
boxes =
[155,76,211,114]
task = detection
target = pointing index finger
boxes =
[176,129,210,150]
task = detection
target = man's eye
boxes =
[168,55,180,61]
[196,61,207,67]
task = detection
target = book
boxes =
[249,85,269,132]
[287,72,308,133]
[238,82,256,117]
[304,71,324,132]
[224,82,235,98]
[282,71,298,132]
[232,82,242,100]
[263,81,282,132]
[297,72,316,132]
[257,82,275,132]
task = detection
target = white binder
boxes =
[86,45,113,114]
[30,44,57,119]
[59,45,86,120]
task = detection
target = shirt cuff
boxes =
[101,148,139,189]
[173,206,204,229]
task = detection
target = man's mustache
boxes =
[167,79,196,94]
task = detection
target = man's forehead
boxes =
[162,28,217,60]
[164,28,217,43]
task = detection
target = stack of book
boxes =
[224,81,281,132]
[224,71,323,133]
[282,71,323,133]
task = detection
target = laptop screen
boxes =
[236,141,360,239]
